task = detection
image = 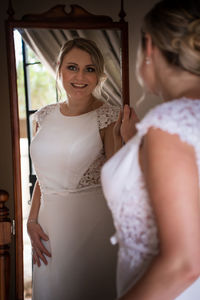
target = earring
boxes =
[145,57,151,65]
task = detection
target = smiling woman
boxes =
[27,37,121,300]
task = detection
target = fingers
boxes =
[122,105,139,123]
[113,110,123,136]
[32,243,50,266]
[122,104,131,122]
[28,223,52,266]
[32,252,36,264]
[36,226,51,256]
[114,105,139,145]
[120,105,139,143]
[37,240,51,257]
[32,247,41,267]
[32,232,51,259]
[130,107,139,122]
[35,246,48,265]
[38,226,49,242]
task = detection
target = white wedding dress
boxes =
[101,98,200,300]
[30,102,120,300]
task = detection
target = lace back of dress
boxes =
[136,98,200,183]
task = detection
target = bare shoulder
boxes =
[141,127,198,196]
[144,127,196,162]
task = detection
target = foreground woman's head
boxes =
[137,0,200,98]
[142,0,200,76]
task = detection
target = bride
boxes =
[102,0,200,299]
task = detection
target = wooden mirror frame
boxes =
[5,1,129,298]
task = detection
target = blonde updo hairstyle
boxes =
[141,0,200,76]
[56,38,106,98]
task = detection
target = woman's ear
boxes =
[145,34,154,59]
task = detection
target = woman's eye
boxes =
[86,67,95,73]
[67,65,77,71]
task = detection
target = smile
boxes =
[71,83,88,88]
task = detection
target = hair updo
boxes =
[142,0,200,75]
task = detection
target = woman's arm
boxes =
[27,122,51,266]
[27,180,41,222]
[27,181,51,266]
[120,128,200,300]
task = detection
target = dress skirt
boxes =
[32,186,117,300]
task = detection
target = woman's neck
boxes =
[157,68,200,102]
[153,49,200,101]
[61,95,100,116]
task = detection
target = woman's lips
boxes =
[71,83,88,88]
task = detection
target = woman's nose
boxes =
[74,70,85,81]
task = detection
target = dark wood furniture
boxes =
[0,190,11,300]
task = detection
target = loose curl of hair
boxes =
[142,0,200,76]
[56,38,106,99]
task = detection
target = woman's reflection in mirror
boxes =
[27,37,137,300]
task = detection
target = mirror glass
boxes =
[17,28,122,107]
[14,27,123,299]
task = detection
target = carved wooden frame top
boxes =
[22,4,113,22]
[7,2,126,24]
[5,2,129,299]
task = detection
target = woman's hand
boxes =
[113,104,139,145]
[27,222,51,267]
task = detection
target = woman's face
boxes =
[59,47,98,100]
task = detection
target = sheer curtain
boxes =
[18,28,122,106]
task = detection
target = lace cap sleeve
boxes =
[97,103,121,129]
[33,103,57,126]
[136,98,200,149]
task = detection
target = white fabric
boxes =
[32,102,120,192]
[30,102,120,300]
[101,98,200,299]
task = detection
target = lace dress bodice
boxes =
[30,102,120,195]
[101,98,200,297]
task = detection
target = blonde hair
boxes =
[142,0,200,76]
[56,38,106,99]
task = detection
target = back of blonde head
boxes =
[142,0,200,76]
